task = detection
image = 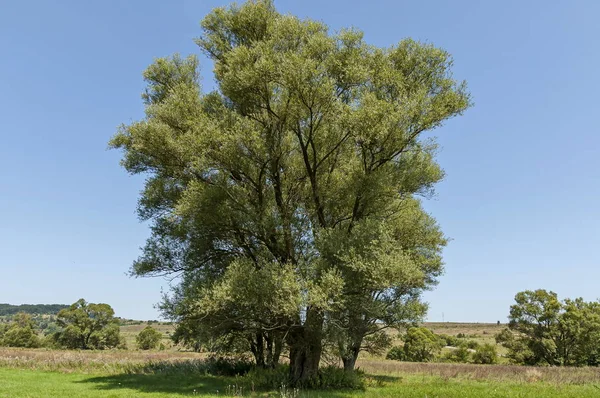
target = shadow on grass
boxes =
[77,371,401,396]
[368,374,401,384]
[78,373,234,396]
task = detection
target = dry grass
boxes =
[3,347,600,386]
[0,347,206,374]
[358,359,600,385]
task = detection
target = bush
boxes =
[316,366,365,390]
[473,343,498,364]
[386,345,405,361]
[202,355,255,376]
[462,340,480,350]
[136,326,163,350]
[438,334,460,347]
[443,346,471,363]
[2,325,40,348]
[401,327,442,362]
[0,313,40,348]
[244,365,365,391]
[245,365,290,390]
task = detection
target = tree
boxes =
[136,326,163,350]
[54,299,122,350]
[401,327,442,362]
[499,290,600,366]
[110,0,470,384]
[0,313,40,348]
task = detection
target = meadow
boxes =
[2,342,600,397]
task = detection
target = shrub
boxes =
[386,345,405,361]
[316,366,365,390]
[473,343,498,364]
[402,327,442,362]
[2,325,40,348]
[244,365,365,391]
[443,346,471,363]
[136,326,163,350]
[462,340,480,350]
[438,334,460,347]
[0,313,40,348]
[202,355,254,376]
[245,365,290,390]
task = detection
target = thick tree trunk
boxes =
[341,346,360,372]
[249,332,265,368]
[288,309,324,386]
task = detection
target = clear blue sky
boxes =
[1,0,599,322]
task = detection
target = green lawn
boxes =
[2,368,600,397]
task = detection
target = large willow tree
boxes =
[111,0,470,384]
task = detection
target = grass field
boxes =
[2,347,600,397]
[3,367,600,397]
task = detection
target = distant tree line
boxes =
[0,304,69,316]
[386,326,498,365]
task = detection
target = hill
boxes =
[0,303,69,316]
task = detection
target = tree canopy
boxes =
[0,313,40,348]
[497,289,600,366]
[53,299,122,350]
[111,0,470,384]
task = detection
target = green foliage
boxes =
[401,327,442,362]
[472,343,498,364]
[0,313,40,348]
[462,340,480,350]
[53,299,122,350]
[136,326,163,350]
[111,0,470,380]
[443,346,471,363]
[500,289,600,366]
[438,334,460,347]
[385,345,405,361]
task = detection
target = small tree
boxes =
[136,326,163,350]
[54,299,121,350]
[0,313,40,348]
[402,327,442,362]
[472,343,498,364]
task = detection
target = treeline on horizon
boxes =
[0,304,69,316]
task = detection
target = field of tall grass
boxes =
[2,347,600,397]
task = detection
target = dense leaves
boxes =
[53,299,123,350]
[111,0,470,383]
[136,326,163,350]
[497,290,600,366]
[0,313,40,348]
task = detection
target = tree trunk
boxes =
[264,331,283,368]
[342,355,357,371]
[288,309,324,386]
[341,344,360,372]
[272,333,283,366]
[249,332,265,368]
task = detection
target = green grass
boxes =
[1,368,600,397]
